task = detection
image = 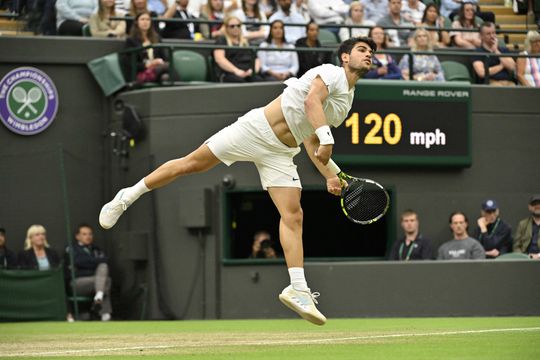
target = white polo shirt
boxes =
[281,64,355,145]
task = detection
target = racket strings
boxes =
[343,180,388,223]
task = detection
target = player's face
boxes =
[450,214,467,237]
[401,215,419,234]
[344,42,373,72]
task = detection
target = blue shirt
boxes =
[37,255,50,270]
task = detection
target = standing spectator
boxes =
[401,0,425,25]
[248,230,278,258]
[258,20,299,81]
[421,4,450,48]
[451,2,481,49]
[377,0,412,47]
[125,0,159,34]
[472,199,513,259]
[161,0,199,39]
[388,210,433,261]
[18,224,61,270]
[213,16,263,82]
[308,0,349,29]
[516,31,540,87]
[438,212,485,260]
[89,0,127,38]
[0,227,17,269]
[65,224,112,321]
[513,195,540,259]
[365,26,402,79]
[230,0,269,44]
[56,0,98,36]
[471,22,515,86]
[294,21,332,77]
[125,11,170,84]
[361,0,388,23]
[199,0,225,39]
[339,2,375,41]
[399,27,444,81]
[269,0,307,44]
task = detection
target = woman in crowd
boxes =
[56,0,98,36]
[125,0,159,33]
[339,2,375,42]
[258,20,299,81]
[399,27,444,81]
[517,31,540,87]
[421,4,450,48]
[89,0,126,38]
[199,0,225,39]
[214,16,262,82]
[125,11,170,84]
[451,2,481,49]
[230,0,269,43]
[364,26,402,80]
[18,225,61,270]
[294,21,332,77]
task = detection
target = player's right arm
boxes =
[303,134,341,196]
[304,76,332,165]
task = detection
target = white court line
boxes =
[3,326,540,357]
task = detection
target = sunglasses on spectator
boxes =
[228,24,241,28]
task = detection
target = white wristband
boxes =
[327,159,341,175]
[315,125,334,145]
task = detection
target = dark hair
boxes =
[305,20,318,32]
[266,19,286,44]
[458,2,477,28]
[337,36,377,66]
[479,21,496,33]
[449,211,468,224]
[368,26,388,49]
[0,227,5,235]
[421,3,439,24]
[130,10,159,44]
[242,0,262,20]
[75,223,93,235]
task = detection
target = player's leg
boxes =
[267,187,326,326]
[99,144,220,229]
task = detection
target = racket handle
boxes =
[327,159,341,175]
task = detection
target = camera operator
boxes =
[249,230,277,259]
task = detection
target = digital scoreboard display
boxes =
[333,80,472,167]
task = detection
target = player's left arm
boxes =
[303,134,341,196]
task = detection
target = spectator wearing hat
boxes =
[513,195,540,259]
[437,211,485,260]
[0,228,18,269]
[472,199,512,259]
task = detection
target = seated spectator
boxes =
[56,0,98,36]
[199,0,225,39]
[421,3,450,48]
[292,0,311,22]
[214,16,263,82]
[377,0,413,47]
[259,0,277,18]
[161,0,199,39]
[365,26,402,79]
[18,224,61,270]
[399,28,444,81]
[249,230,278,259]
[440,0,470,19]
[230,0,269,44]
[472,199,513,259]
[361,0,389,24]
[125,11,170,84]
[308,0,349,30]
[438,212,485,260]
[339,1,375,41]
[517,31,540,87]
[65,224,112,321]
[147,0,168,15]
[388,210,433,260]
[258,20,299,81]
[513,194,540,259]
[0,227,17,269]
[401,0,425,25]
[451,2,481,49]
[125,0,159,34]
[89,0,126,38]
[471,22,515,86]
[269,0,307,44]
[294,21,332,77]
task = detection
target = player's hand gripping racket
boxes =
[328,160,390,225]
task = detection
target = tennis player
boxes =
[100,37,376,325]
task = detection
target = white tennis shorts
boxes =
[205,107,302,190]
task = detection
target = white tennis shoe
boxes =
[99,189,130,229]
[279,285,327,326]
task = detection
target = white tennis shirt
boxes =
[281,64,355,145]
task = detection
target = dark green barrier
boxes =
[0,267,67,322]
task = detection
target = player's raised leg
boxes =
[267,187,326,326]
[99,144,220,229]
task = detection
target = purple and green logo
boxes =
[0,67,59,135]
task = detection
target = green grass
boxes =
[1,317,540,359]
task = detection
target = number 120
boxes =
[345,112,402,145]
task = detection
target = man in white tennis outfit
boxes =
[99,37,376,325]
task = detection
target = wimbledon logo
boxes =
[0,67,59,135]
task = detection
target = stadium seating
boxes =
[495,252,531,260]
[441,60,472,82]
[172,50,208,82]
[82,23,92,37]
[318,28,339,45]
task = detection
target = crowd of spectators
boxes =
[2,0,539,85]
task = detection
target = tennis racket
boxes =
[328,160,390,225]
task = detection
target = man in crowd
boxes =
[0,227,17,269]
[388,209,433,260]
[438,212,485,260]
[377,0,413,46]
[513,195,540,259]
[269,0,307,44]
[472,199,512,259]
